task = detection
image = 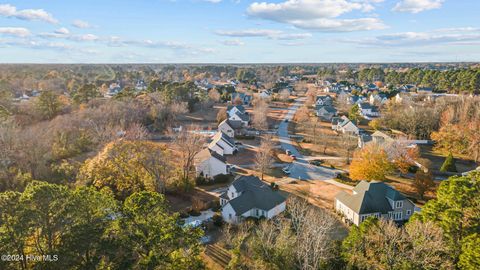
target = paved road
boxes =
[277,98,353,189]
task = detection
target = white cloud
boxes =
[0,4,58,24]
[347,27,480,47]
[202,0,222,3]
[247,0,386,31]
[0,27,31,37]
[70,34,99,42]
[220,39,245,46]
[72,20,93,29]
[55,27,70,35]
[393,0,444,14]
[215,29,312,39]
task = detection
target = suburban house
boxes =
[220,175,287,224]
[335,181,416,226]
[208,131,237,156]
[229,110,250,127]
[369,93,388,105]
[259,90,272,99]
[231,92,253,105]
[371,131,395,145]
[227,105,246,117]
[194,149,228,178]
[348,95,366,105]
[315,95,333,106]
[316,106,337,121]
[358,102,380,118]
[333,116,360,135]
[218,119,245,138]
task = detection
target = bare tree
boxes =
[208,88,221,102]
[295,205,337,270]
[252,99,269,130]
[173,126,206,191]
[340,134,358,164]
[279,89,290,104]
[216,107,227,124]
[255,135,274,180]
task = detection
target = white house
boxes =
[259,90,272,99]
[227,105,246,118]
[208,131,237,156]
[218,119,235,138]
[369,93,388,105]
[220,175,287,224]
[359,102,380,118]
[194,149,228,178]
[315,95,333,107]
[335,181,416,226]
[229,110,250,127]
[334,116,360,135]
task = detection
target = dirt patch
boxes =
[166,188,219,213]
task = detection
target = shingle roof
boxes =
[227,105,245,113]
[195,148,227,163]
[317,106,337,114]
[232,110,250,122]
[211,131,235,147]
[336,181,406,215]
[228,176,286,215]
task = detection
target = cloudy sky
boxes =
[0,0,479,63]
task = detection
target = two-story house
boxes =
[194,149,228,178]
[335,181,416,226]
[208,131,237,156]
[220,175,287,224]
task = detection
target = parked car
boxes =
[284,119,289,123]
[309,159,324,166]
[286,149,292,155]
[282,166,291,175]
[290,155,297,160]
[235,142,243,146]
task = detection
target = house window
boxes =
[406,210,412,216]
[256,209,259,216]
[393,212,403,220]
[395,201,403,208]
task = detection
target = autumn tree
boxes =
[255,135,274,180]
[79,140,171,200]
[349,144,394,181]
[414,167,435,200]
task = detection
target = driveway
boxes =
[277,97,353,190]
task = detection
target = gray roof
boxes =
[228,176,286,215]
[195,148,226,163]
[317,106,337,114]
[336,181,406,215]
[227,105,246,113]
[212,131,235,147]
[233,110,250,122]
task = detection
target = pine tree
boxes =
[440,152,457,172]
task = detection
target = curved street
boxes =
[277,97,353,189]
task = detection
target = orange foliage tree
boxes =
[349,144,394,181]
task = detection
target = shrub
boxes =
[188,209,201,217]
[213,174,230,184]
[212,213,223,227]
[440,152,457,172]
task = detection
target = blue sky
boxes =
[0,0,479,63]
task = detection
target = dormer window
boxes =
[395,201,403,208]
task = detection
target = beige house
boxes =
[335,181,415,226]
